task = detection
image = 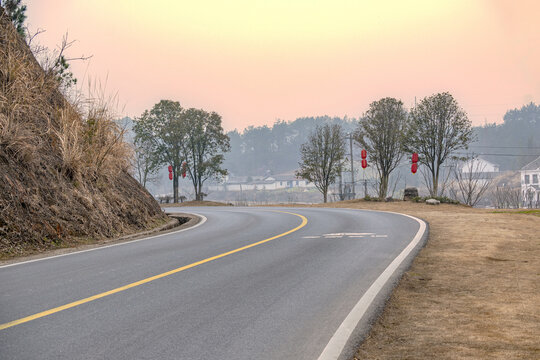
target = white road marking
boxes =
[324,233,375,237]
[303,233,387,240]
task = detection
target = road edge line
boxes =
[0,213,208,269]
[317,210,428,360]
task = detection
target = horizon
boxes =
[25,0,540,131]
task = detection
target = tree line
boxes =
[132,95,539,205]
[471,102,540,170]
[224,116,356,176]
[297,92,475,202]
[223,103,539,179]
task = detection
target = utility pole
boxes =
[348,133,355,199]
[364,177,368,198]
[338,165,343,201]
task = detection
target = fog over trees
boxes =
[223,103,539,178]
[224,116,356,176]
[126,102,540,203]
[470,102,540,170]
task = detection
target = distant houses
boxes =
[460,157,499,174]
[207,173,316,192]
[458,157,500,186]
[520,156,540,208]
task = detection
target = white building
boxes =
[460,157,499,176]
[207,173,316,192]
[521,156,540,208]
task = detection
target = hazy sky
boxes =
[26,0,539,131]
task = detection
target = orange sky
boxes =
[25,0,540,131]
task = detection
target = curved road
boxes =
[0,207,425,360]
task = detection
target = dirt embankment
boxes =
[0,10,168,259]
[309,201,539,359]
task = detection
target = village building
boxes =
[460,157,499,177]
[521,156,540,208]
[207,173,315,192]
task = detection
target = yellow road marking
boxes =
[0,211,308,331]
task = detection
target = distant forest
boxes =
[470,102,540,170]
[124,102,540,194]
[223,103,540,176]
[224,116,357,176]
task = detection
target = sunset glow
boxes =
[26,0,540,130]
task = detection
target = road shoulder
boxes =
[0,213,200,267]
[312,201,539,359]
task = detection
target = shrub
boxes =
[364,195,382,202]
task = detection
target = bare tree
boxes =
[389,171,402,199]
[404,92,474,197]
[133,135,160,188]
[450,157,492,206]
[296,124,345,203]
[354,98,408,199]
[524,187,537,208]
[420,162,455,198]
[491,186,522,209]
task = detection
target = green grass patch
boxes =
[491,209,540,216]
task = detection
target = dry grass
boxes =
[0,11,130,180]
[0,10,166,257]
[305,200,539,359]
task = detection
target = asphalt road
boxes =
[0,207,424,360]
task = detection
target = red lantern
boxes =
[361,159,367,169]
[168,172,173,180]
[412,153,418,163]
[181,161,187,178]
[361,149,367,159]
[411,163,418,174]
[168,165,173,173]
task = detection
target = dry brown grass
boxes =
[304,200,539,359]
[0,10,166,257]
[0,10,130,180]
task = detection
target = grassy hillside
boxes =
[0,9,167,257]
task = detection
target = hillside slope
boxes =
[0,9,167,257]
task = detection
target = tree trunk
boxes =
[432,171,439,197]
[195,178,203,201]
[379,175,389,199]
[323,191,327,203]
[173,171,178,203]
[141,171,147,189]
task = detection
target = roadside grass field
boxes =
[309,200,539,359]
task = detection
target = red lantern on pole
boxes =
[168,165,173,173]
[411,152,418,174]
[361,159,367,169]
[168,172,173,180]
[361,149,367,160]
[181,161,187,178]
